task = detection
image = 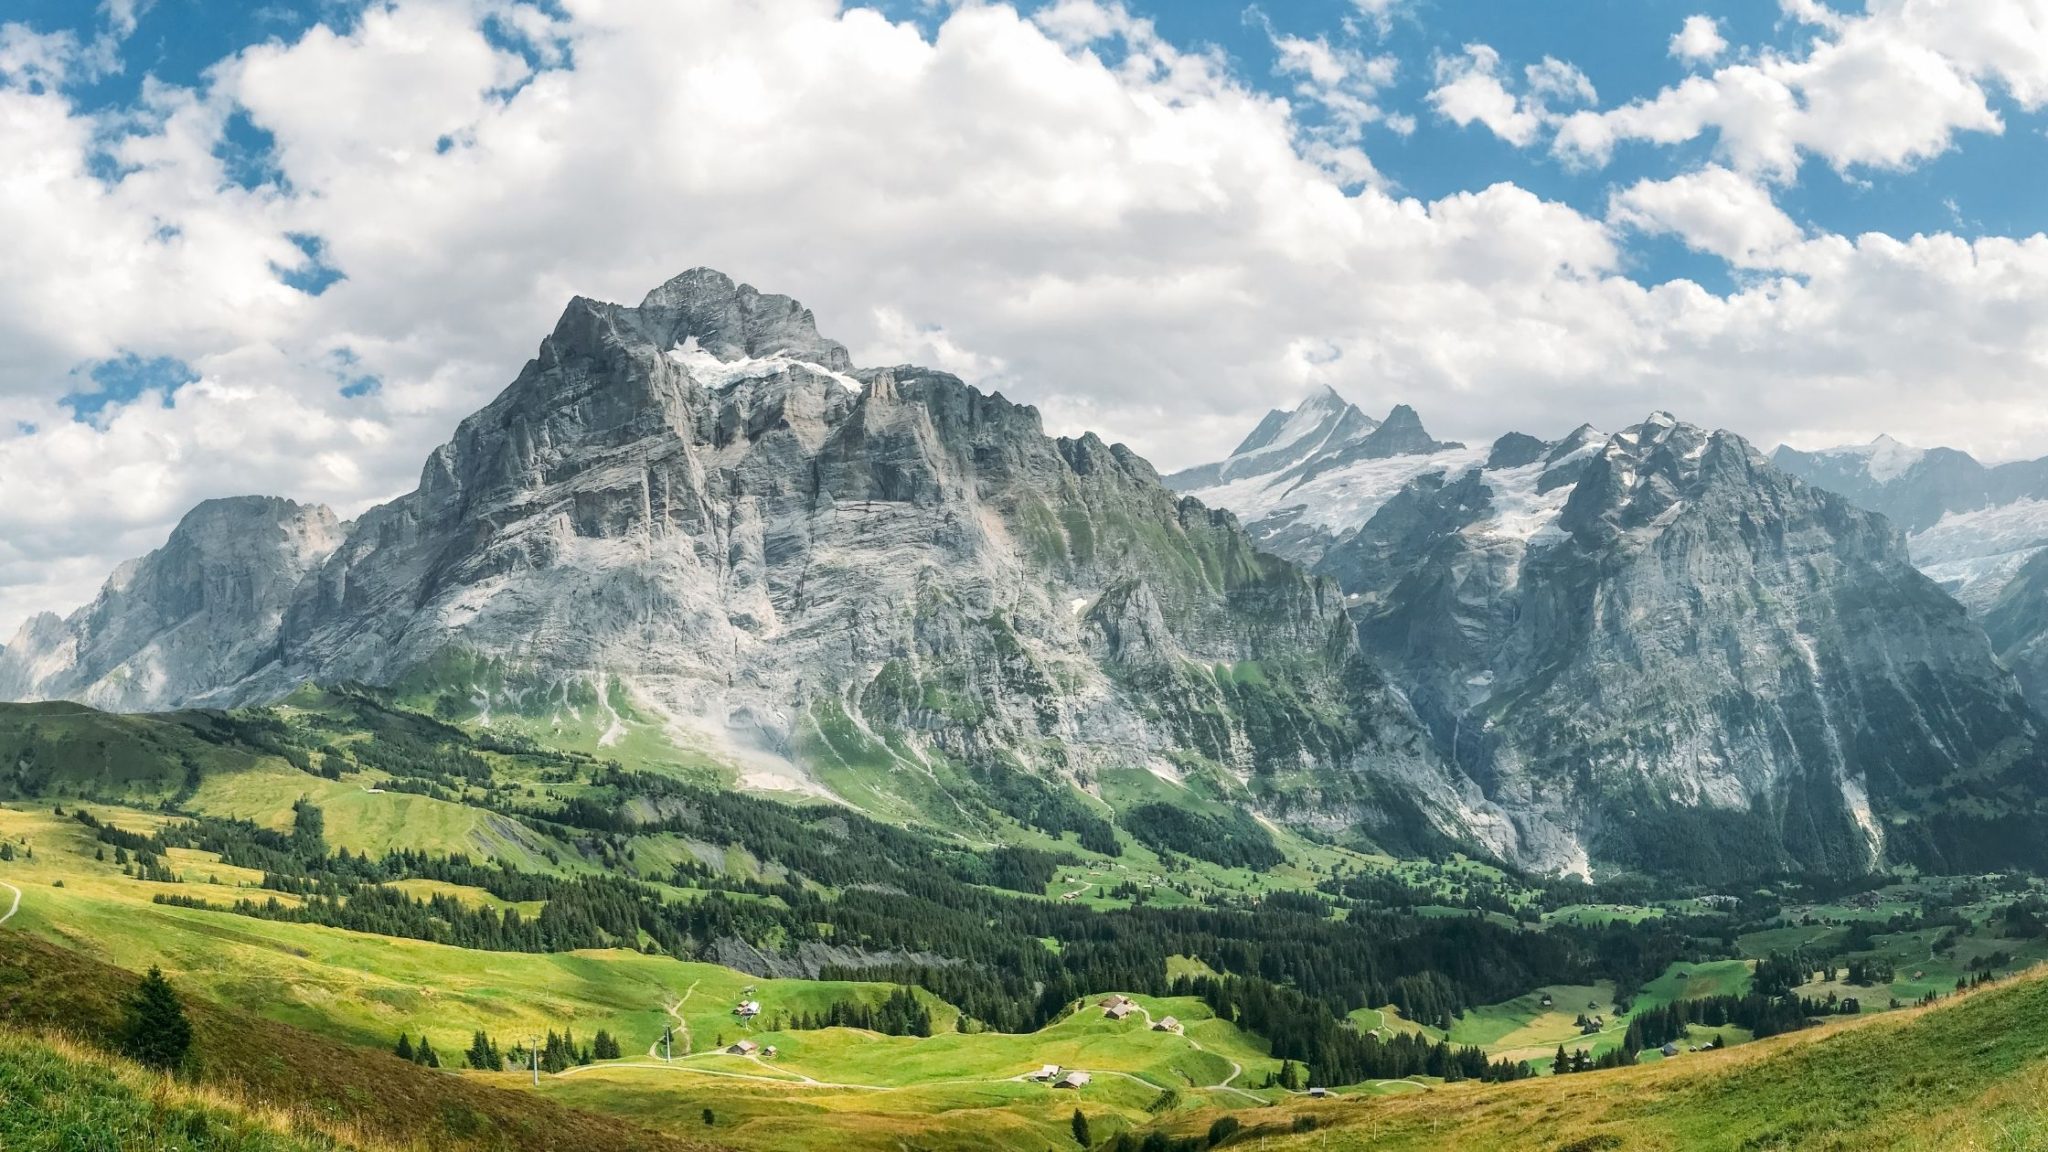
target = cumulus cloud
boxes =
[1558,0,2045,178]
[1429,44,1594,147]
[1669,15,1726,64]
[1608,166,1802,267]
[1,0,2047,637]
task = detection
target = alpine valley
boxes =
[7,272,2048,1152]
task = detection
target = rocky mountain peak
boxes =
[637,267,854,371]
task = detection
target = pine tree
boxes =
[1071,1108,1092,1147]
[701,1108,715,1126]
[395,1033,415,1061]
[416,1035,439,1068]
[119,966,193,1072]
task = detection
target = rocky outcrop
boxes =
[0,498,343,711]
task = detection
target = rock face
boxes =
[1182,399,2048,877]
[2,270,1504,855]
[1773,438,2048,612]
[0,498,344,711]
[1986,549,2048,714]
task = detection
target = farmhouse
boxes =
[1099,995,1136,1019]
[1308,1087,1329,1099]
[728,1040,760,1056]
[1055,1071,1092,1089]
[735,1000,761,1018]
[1661,1042,1679,1058]
[1031,1064,1061,1081]
[1152,1016,1182,1034]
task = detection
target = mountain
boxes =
[1986,548,2048,713]
[0,497,344,711]
[1772,437,2048,612]
[1168,397,1471,567]
[1159,385,1380,492]
[1182,400,2048,877]
[0,269,1505,857]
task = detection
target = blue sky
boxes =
[1,0,2046,629]
[21,0,2046,291]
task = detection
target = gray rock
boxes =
[0,497,343,710]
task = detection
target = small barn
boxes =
[1031,1064,1061,1081]
[1152,1016,1182,1034]
[728,1039,760,1056]
[1661,1042,1679,1058]
[1056,1071,1092,1089]
[1100,995,1136,1020]
[734,1000,761,1018]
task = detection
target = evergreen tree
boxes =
[1552,1044,1570,1074]
[1071,1108,1092,1147]
[416,1035,439,1067]
[466,1030,499,1070]
[702,1108,715,1126]
[119,966,193,1072]
[395,1033,415,1061]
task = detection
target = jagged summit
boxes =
[1165,387,1385,493]
[636,267,854,371]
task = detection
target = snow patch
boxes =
[1186,445,1487,533]
[667,336,861,392]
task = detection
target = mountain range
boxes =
[1772,438,2048,711]
[5,269,2046,879]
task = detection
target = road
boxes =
[0,881,18,926]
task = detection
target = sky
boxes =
[1,0,2046,636]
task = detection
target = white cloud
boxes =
[1559,0,2045,178]
[1608,166,1802,267]
[1,0,2047,638]
[1669,15,1726,64]
[1429,44,1594,148]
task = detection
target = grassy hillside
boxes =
[7,694,2048,1150]
[0,930,720,1152]
[0,1030,349,1152]
[1145,967,2048,1150]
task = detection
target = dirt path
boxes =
[0,881,18,926]
[1120,1001,1261,1102]
[648,980,699,1061]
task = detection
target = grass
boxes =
[0,931,715,1152]
[0,1030,351,1152]
[0,797,1292,1151]
[1150,964,2048,1150]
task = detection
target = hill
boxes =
[1139,965,2048,1150]
[0,930,721,1152]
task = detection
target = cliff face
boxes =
[1183,401,2048,877]
[0,497,343,712]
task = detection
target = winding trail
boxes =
[648,980,699,1061]
[0,882,18,926]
